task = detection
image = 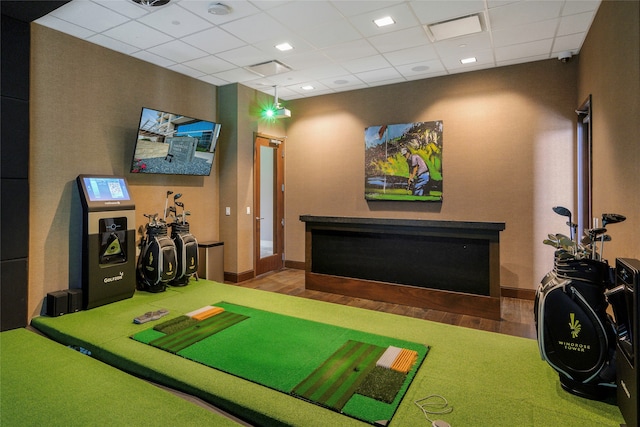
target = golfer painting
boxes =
[401,147,429,196]
[364,121,443,201]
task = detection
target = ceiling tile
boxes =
[322,39,379,62]
[131,49,175,67]
[342,55,391,74]
[220,12,290,44]
[562,0,600,15]
[557,11,594,36]
[216,45,273,67]
[179,0,262,25]
[317,74,366,89]
[137,4,213,38]
[103,20,174,49]
[495,39,553,62]
[433,32,492,58]
[297,19,362,49]
[355,67,403,84]
[50,0,130,32]
[146,39,208,62]
[183,55,236,74]
[395,59,447,78]
[489,1,563,29]
[34,15,96,39]
[368,26,432,53]
[267,1,344,31]
[167,63,205,78]
[182,27,246,55]
[410,0,486,25]
[552,33,586,54]
[87,33,139,54]
[93,0,149,19]
[492,19,559,48]
[383,45,439,66]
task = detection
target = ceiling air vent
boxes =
[425,14,483,42]
[245,60,292,77]
[132,0,171,6]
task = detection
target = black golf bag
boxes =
[137,222,177,293]
[170,222,198,287]
[535,251,617,400]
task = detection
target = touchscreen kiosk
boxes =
[77,175,136,309]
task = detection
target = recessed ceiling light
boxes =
[374,16,395,27]
[275,42,293,52]
[460,57,477,64]
[208,2,232,15]
[301,85,314,91]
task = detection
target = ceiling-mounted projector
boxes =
[274,107,291,118]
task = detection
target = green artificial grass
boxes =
[30,279,624,427]
[0,328,241,426]
[356,367,407,404]
[132,303,427,424]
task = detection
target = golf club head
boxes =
[173,193,183,201]
[175,201,184,208]
[166,190,173,196]
[552,206,572,218]
[586,227,607,238]
[601,213,626,227]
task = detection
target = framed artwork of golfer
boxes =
[364,121,443,201]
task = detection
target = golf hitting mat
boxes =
[131,302,429,425]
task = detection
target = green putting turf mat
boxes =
[293,340,386,411]
[150,311,248,353]
[131,302,428,425]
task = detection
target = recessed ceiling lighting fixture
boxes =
[374,16,395,27]
[460,57,477,64]
[275,42,293,52]
[301,85,314,91]
[208,2,232,15]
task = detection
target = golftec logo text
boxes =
[104,272,124,284]
[557,312,591,352]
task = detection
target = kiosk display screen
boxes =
[83,177,130,201]
[77,175,134,211]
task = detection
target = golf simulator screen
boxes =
[77,175,134,211]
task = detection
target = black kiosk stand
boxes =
[76,175,136,309]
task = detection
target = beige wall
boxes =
[577,0,640,261]
[284,59,580,290]
[218,84,285,276]
[29,25,219,318]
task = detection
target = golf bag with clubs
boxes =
[169,220,198,287]
[534,207,626,400]
[137,215,178,293]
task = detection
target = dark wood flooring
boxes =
[235,268,537,340]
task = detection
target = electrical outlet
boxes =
[225,207,231,216]
[246,206,251,215]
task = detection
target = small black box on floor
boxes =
[46,291,68,317]
[67,289,83,313]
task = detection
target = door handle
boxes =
[256,217,264,221]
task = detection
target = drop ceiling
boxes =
[35,0,601,100]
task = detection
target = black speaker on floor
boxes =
[614,258,639,427]
[67,289,82,313]
[46,290,68,317]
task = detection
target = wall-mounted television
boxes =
[130,107,221,176]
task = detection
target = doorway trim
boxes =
[253,133,285,277]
